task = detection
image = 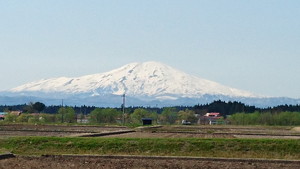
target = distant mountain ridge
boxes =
[1,61,299,107]
[9,62,257,98]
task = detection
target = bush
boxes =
[40,114,56,123]
[16,114,31,123]
[28,116,39,123]
[4,113,18,123]
[90,108,121,124]
[229,111,300,126]
[56,107,76,123]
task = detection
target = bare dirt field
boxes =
[0,124,128,138]
[1,124,300,168]
[1,124,300,139]
[102,131,236,138]
[1,155,300,169]
[103,125,300,139]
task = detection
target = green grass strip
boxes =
[0,137,300,159]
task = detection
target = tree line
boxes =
[1,100,300,126]
[2,106,198,125]
[1,100,300,116]
[228,111,300,126]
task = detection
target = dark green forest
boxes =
[1,100,300,116]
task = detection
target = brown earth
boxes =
[103,125,300,139]
[101,131,236,138]
[1,124,300,139]
[0,124,127,138]
[1,124,300,168]
[1,155,300,169]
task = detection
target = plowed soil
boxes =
[0,124,127,138]
[1,124,300,168]
[1,155,300,169]
[2,124,300,139]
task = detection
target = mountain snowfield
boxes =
[2,61,299,107]
[10,61,257,99]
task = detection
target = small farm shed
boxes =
[141,118,153,125]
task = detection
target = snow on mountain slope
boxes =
[9,61,258,99]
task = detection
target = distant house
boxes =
[77,114,89,123]
[9,111,22,116]
[0,112,7,120]
[201,112,223,125]
[181,120,191,125]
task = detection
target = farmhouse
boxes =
[201,112,223,125]
[9,111,22,116]
[0,111,22,120]
[0,112,7,120]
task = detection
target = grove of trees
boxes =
[229,111,300,126]
[89,108,121,123]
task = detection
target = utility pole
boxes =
[122,94,125,125]
[61,99,64,123]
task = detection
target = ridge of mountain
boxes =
[2,61,299,107]
[9,61,258,99]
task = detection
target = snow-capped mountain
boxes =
[1,61,299,107]
[9,61,257,99]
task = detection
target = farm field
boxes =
[1,155,300,169]
[0,124,128,138]
[108,125,300,139]
[1,124,300,139]
[1,124,300,168]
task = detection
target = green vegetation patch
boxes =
[0,137,300,159]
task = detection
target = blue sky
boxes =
[0,0,299,98]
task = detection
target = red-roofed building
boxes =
[0,112,7,120]
[204,112,220,117]
[0,115,5,120]
[201,112,223,125]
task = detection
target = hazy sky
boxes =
[1,0,299,98]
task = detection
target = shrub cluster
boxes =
[229,111,300,126]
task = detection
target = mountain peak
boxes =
[115,61,174,75]
[9,61,258,100]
